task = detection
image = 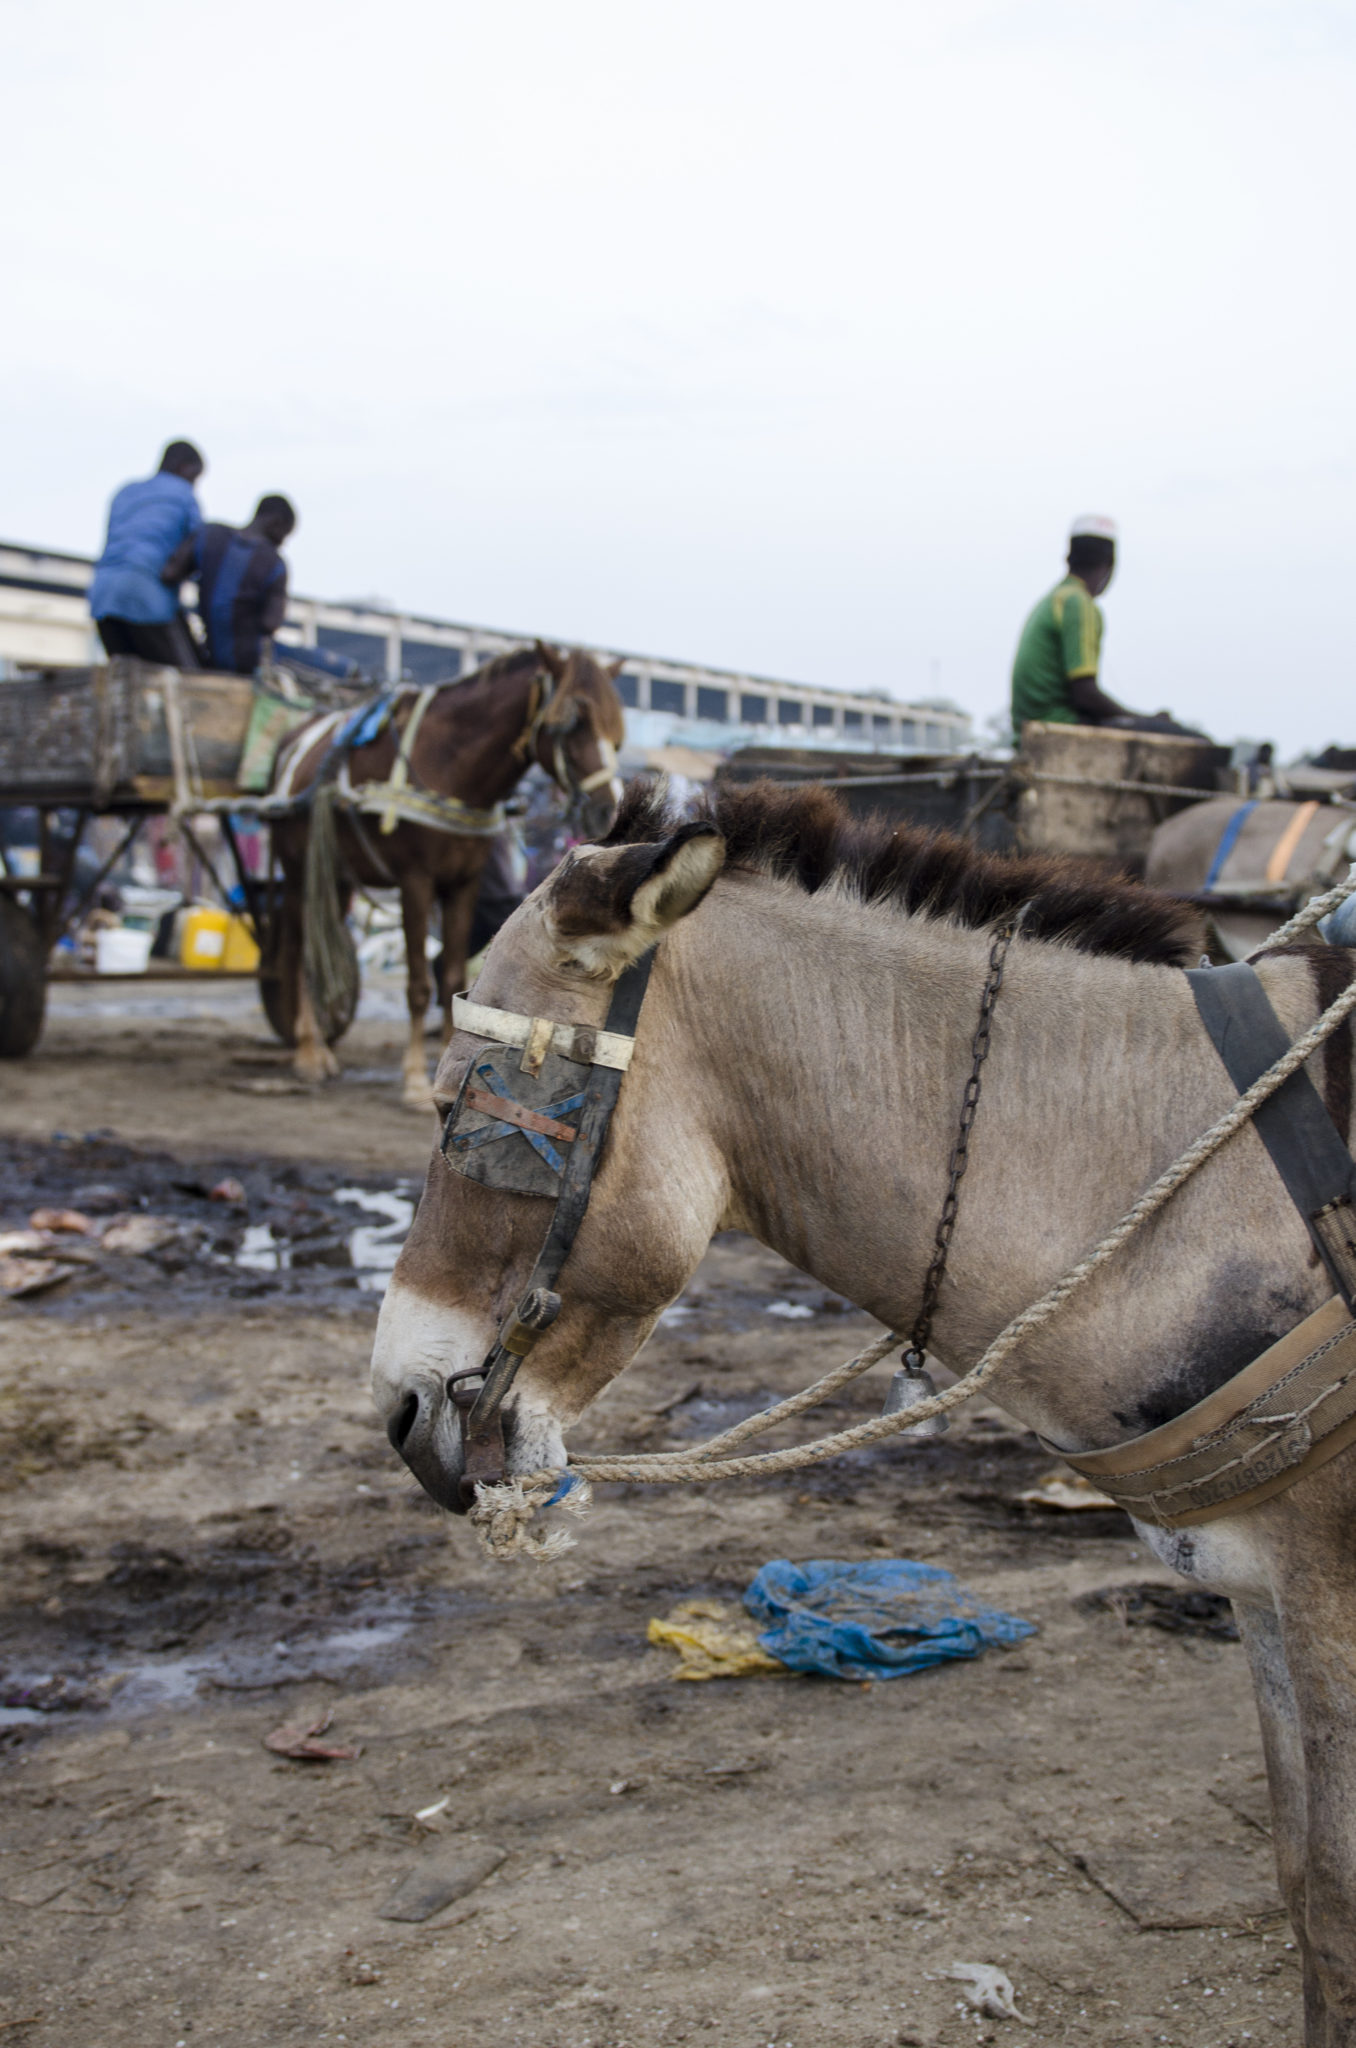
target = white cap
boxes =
[1070,513,1118,543]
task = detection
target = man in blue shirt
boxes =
[88,440,206,667]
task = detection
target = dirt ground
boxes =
[0,988,1303,2047]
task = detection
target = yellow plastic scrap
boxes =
[646,1598,788,1681]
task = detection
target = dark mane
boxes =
[461,645,625,744]
[605,777,1200,967]
[465,646,541,688]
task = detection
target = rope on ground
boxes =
[302,784,361,1043]
[469,864,1356,1554]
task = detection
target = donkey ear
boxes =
[605,657,625,681]
[535,639,568,681]
[547,822,726,974]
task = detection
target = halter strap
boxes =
[445,950,658,1505]
[451,992,637,1072]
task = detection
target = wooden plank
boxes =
[0,661,259,802]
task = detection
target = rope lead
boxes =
[470,865,1356,1559]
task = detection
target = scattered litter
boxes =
[0,1231,55,1256]
[1077,1582,1240,1641]
[68,1183,130,1213]
[765,1299,814,1320]
[28,1209,93,1235]
[743,1559,1037,1680]
[947,1963,1032,2025]
[0,1256,82,1299]
[608,1778,639,1795]
[414,1796,450,1822]
[378,1846,506,1922]
[0,1230,97,1265]
[100,1215,179,1256]
[227,1078,317,1097]
[1016,1469,1118,1512]
[263,1712,362,1762]
[0,1673,110,1713]
[647,1598,789,1681]
[209,1178,246,1205]
[347,1960,382,1986]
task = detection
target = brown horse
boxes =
[267,643,624,1104]
[376,780,1356,2039]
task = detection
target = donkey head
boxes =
[372,818,727,1511]
[532,643,626,841]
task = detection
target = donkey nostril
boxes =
[388,1391,419,1452]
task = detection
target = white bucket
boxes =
[95,926,154,975]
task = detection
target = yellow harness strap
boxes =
[379,686,438,835]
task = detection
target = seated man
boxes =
[1011,516,1204,739]
[88,440,205,667]
[185,495,297,676]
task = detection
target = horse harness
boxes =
[436,932,1356,1529]
[1057,961,1356,1525]
[284,667,617,849]
[438,953,655,1508]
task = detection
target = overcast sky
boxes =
[2,0,1352,752]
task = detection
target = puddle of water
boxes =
[307,1620,412,1660]
[766,1299,814,1320]
[227,1187,414,1291]
[235,1223,291,1273]
[334,1187,414,1293]
[0,1615,421,1728]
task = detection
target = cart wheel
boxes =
[0,897,47,1058]
[258,925,360,1047]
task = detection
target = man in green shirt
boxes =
[1011,514,1133,736]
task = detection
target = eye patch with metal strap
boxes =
[436,951,659,1508]
[441,1050,587,1196]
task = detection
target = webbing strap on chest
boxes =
[1055,959,1356,1526]
[1187,962,1356,1309]
[1061,1295,1356,1526]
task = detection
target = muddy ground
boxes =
[0,989,1302,2047]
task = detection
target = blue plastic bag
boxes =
[743,1558,1036,1680]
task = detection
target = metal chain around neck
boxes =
[903,912,1024,1371]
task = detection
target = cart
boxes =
[716,722,1230,869]
[0,658,362,1058]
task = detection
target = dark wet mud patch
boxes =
[0,1512,495,1734]
[1076,1582,1241,1640]
[0,1133,414,1314]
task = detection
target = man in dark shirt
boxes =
[186,495,296,675]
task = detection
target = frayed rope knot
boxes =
[467,1470,593,1561]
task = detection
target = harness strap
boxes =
[1187,962,1356,1309]
[448,950,658,1504]
[379,685,439,834]
[450,993,637,1071]
[1058,1295,1356,1524]
[1265,800,1320,884]
[1202,800,1256,892]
